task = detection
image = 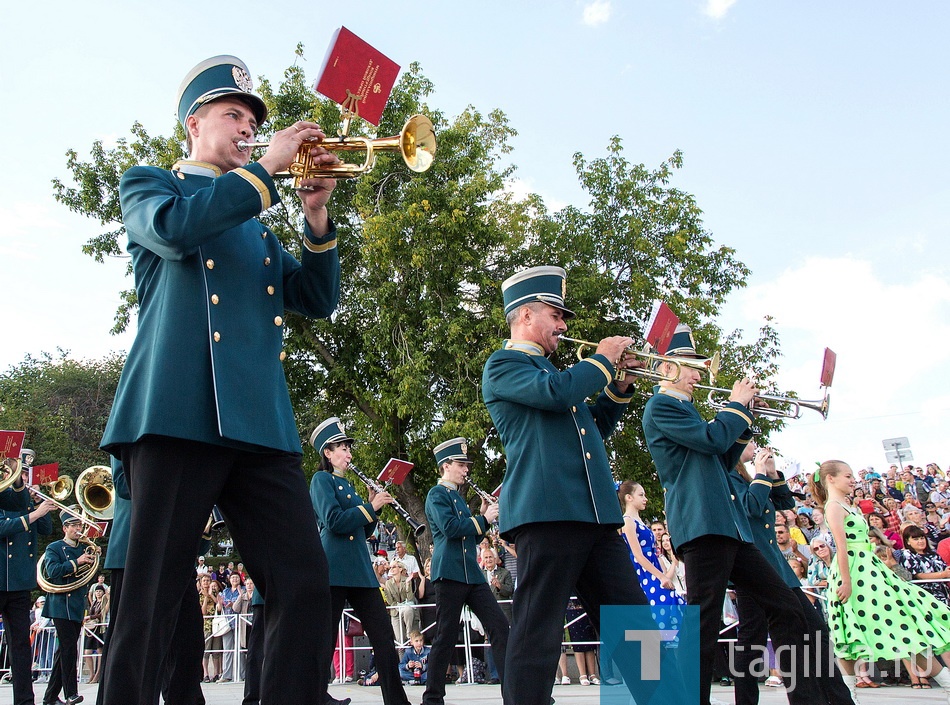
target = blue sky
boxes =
[2,1,948,474]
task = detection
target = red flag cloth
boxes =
[314,27,400,126]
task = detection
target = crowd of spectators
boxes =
[9,461,950,691]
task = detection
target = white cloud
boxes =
[723,255,950,469]
[703,0,737,20]
[582,0,612,27]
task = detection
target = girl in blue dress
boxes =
[618,481,687,620]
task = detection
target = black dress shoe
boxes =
[325,698,351,705]
[66,696,84,705]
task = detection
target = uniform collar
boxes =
[438,479,459,491]
[172,160,222,178]
[657,386,692,402]
[63,537,79,547]
[503,339,544,356]
[332,468,347,478]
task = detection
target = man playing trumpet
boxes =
[642,323,821,705]
[481,265,650,705]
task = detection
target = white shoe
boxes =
[709,698,731,705]
[764,675,783,687]
[343,676,353,683]
[331,677,342,684]
[558,676,570,685]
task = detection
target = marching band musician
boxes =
[0,469,55,705]
[41,508,94,705]
[421,438,509,705]
[98,55,342,705]
[642,323,821,705]
[481,265,649,705]
[309,417,409,705]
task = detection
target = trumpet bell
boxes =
[76,465,115,520]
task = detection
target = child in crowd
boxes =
[398,631,430,684]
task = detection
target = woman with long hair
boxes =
[898,524,950,606]
[309,417,412,705]
[809,459,950,697]
[657,533,686,597]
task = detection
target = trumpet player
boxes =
[422,438,509,705]
[642,323,820,705]
[481,265,649,705]
[98,55,342,705]
[0,468,55,705]
[42,508,94,705]
[309,417,410,705]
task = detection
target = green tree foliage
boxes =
[52,48,783,542]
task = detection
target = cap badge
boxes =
[232,66,253,92]
[460,442,468,455]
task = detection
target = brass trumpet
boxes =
[696,384,831,420]
[558,336,720,384]
[238,114,436,183]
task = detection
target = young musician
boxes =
[0,469,55,705]
[422,438,509,705]
[310,417,411,705]
[42,508,95,705]
[98,55,342,705]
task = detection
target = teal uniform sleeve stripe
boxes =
[579,356,612,385]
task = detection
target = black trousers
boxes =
[326,586,409,705]
[501,522,649,705]
[0,590,35,705]
[96,570,206,705]
[101,436,332,705]
[422,580,509,705]
[733,586,853,705]
[679,535,822,705]
[44,618,81,703]
[242,604,265,705]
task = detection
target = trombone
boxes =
[558,336,720,384]
[237,114,436,184]
[695,384,831,420]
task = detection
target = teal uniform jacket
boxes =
[101,160,340,456]
[425,481,490,584]
[104,457,131,571]
[0,493,53,591]
[0,484,31,511]
[40,539,89,622]
[728,470,801,589]
[482,340,634,537]
[642,386,755,552]
[310,471,378,588]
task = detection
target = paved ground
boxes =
[13,680,943,704]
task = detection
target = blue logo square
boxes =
[599,604,700,705]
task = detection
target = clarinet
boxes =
[465,478,500,534]
[349,464,427,537]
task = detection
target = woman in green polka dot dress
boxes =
[809,459,950,702]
